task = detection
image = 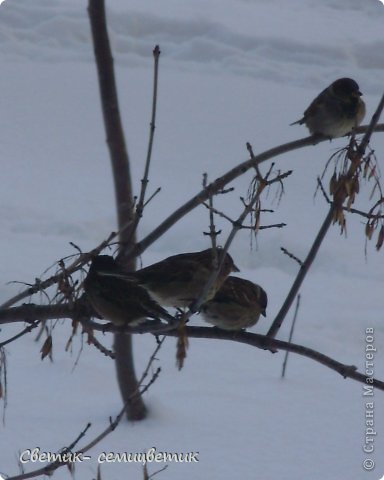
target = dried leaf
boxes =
[365,222,375,240]
[329,173,337,195]
[346,193,355,211]
[376,225,384,251]
[176,321,189,370]
[345,179,352,197]
[254,210,261,232]
[369,165,376,180]
[354,177,360,195]
[40,335,52,360]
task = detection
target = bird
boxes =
[200,276,267,331]
[131,248,240,309]
[83,255,175,326]
[291,78,365,138]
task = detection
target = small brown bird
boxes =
[200,276,267,331]
[83,255,175,326]
[291,78,365,138]
[132,248,240,308]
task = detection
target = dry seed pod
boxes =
[345,179,352,196]
[346,194,355,211]
[329,173,337,195]
[369,166,376,180]
[353,177,360,194]
[376,225,384,251]
[365,222,375,240]
[40,335,53,360]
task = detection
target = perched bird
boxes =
[200,276,267,331]
[83,255,175,326]
[131,248,240,308]
[291,78,365,138]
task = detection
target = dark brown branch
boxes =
[267,206,334,338]
[2,304,382,391]
[0,321,40,348]
[280,247,303,267]
[281,293,301,378]
[88,0,146,420]
[88,0,134,243]
[85,329,115,359]
[164,326,384,391]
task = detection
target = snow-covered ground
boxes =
[1,1,383,479]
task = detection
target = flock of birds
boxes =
[84,78,366,331]
[84,249,267,331]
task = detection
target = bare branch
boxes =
[1,302,382,392]
[128,45,161,239]
[164,326,384,391]
[0,321,40,348]
[127,125,384,260]
[280,247,303,267]
[281,294,301,378]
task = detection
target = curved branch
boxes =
[1,303,381,391]
[125,124,384,260]
[164,326,384,390]
[3,125,384,311]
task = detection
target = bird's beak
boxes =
[353,91,363,97]
[232,264,240,272]
[261,309,266,317]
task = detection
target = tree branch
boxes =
[127,124,384,260]
[165,326,384,390]
[1,303,382,391]
[88,0,146,420]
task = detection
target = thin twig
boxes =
[6,339,165,480]
[268,206,334,338]
[163,326,384,390]
[129,45,161,238]
[86,329,115,359]
[357,93,384,157]
[280,247,303,267]
[0,321,40,348]
[0,231,117,309]
[281,294,301,378]
[203,173,221,249]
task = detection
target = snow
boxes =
[1,0,384,479]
